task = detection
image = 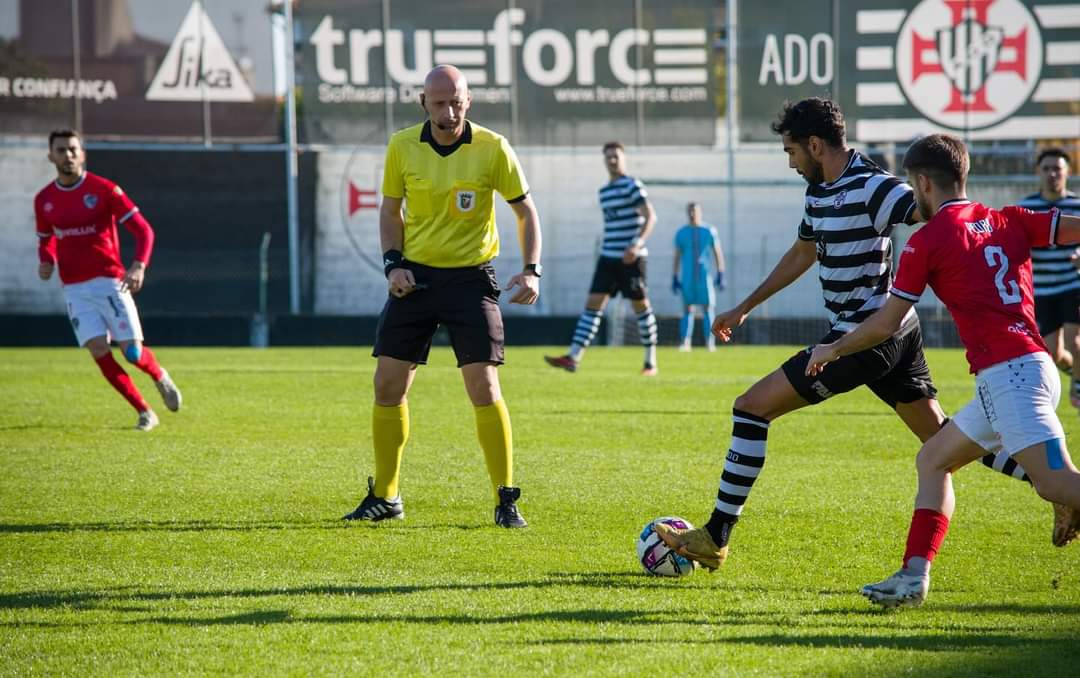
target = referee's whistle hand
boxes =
[504,273,540,305]
[387,268,417,298]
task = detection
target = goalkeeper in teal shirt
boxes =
[672,202,726,351]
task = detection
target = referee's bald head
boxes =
[425,65,468,93]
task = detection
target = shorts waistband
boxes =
[405,260,493,273]
[975,350,1052,377]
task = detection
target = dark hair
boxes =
[602,140,624,153]
[902,134,969,189]
[1036,147,1070,167]
[48,129,81,148]
[770,98,846,148]
[687,201,701,210]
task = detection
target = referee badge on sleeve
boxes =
[456,190,476,212]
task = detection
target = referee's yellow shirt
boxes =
[381,120,529,268]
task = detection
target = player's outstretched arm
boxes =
[713,238,816,341]
[504,195,541,305]
[1056,214,1080,246]
[805,295,914,376]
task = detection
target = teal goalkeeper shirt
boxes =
[674,223,720,289]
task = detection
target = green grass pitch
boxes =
[1,345,1079,676]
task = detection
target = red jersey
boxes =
[35,171,153,285]
[891,199,1060,373]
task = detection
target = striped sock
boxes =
[637,307,657,367]
[705,408,769,547]
[569,309,603,362]
[979,450,1030,483]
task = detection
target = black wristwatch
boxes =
[523,263,543,278]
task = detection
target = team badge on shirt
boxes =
[43,202,53,212]
[83,194,98,209]
[833,190,848,209]
[456,190,476,212]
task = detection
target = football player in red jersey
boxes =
[35,130,182,431]
[807,134,1080,608]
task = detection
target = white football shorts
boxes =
[63,276,144,347]
[953,351,1064,457]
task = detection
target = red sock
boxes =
[95,353,150,412]
[903,508,950,568]
[131,345,163,381]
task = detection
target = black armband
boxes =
[383,249,404,278]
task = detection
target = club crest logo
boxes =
[83,194,99,209]
[43,202,53,212]
[456,190,476,212]
[833,189,848,209]
[895,0,1043,130]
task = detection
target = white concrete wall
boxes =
[2,141,1038,320]
[0,146,66,313]
[315,143,820,318]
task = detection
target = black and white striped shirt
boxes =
[1017,191,1080,297]
[799,151,917,333]
[599,175,649,259]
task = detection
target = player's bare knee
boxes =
[84,336,110,358]
[733,390,767,418]
[915,445,937,475]
[373,371,408,405]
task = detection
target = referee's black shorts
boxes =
[373,261,504,367]
[588,256,648,300]
[1034,289,1080,337]
[781,317,938,408]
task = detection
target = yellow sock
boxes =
[475,399,513,503]
[372,402,409,498]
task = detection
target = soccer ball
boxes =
[636,516,697,577]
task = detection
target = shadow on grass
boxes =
[540,410,712,416]
[526,631,1080,654]
[0,576,697,613]
[0,520,351,534]
[0,519,516,534]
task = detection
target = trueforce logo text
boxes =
[310,8,707,88]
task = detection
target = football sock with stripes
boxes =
[705,408,769,548]
[979,450,1030,483]
[679,312,694,344]
[902,508,949,575]
[568,308,603,362]
[128,345,163,381]
[94,352,150,412]
[372,402,409,499]
[475,399,513,503]
[637,307,658,367]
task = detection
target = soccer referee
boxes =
[342,65,542,528]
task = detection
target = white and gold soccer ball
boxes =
[636,516,697,577]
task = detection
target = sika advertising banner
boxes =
[739,0,1080,142]
[296,0,718,146]
[0,0,277,141]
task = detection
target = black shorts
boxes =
[1034,290,1080,337]
[781,318,938,408]
[588,256,648,300]
[372,262,504,367]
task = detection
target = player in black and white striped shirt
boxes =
[655,98,1059,571]
[545,141,659,375]
[1017,148,1080,408]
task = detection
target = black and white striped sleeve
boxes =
[866,175,916,232]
